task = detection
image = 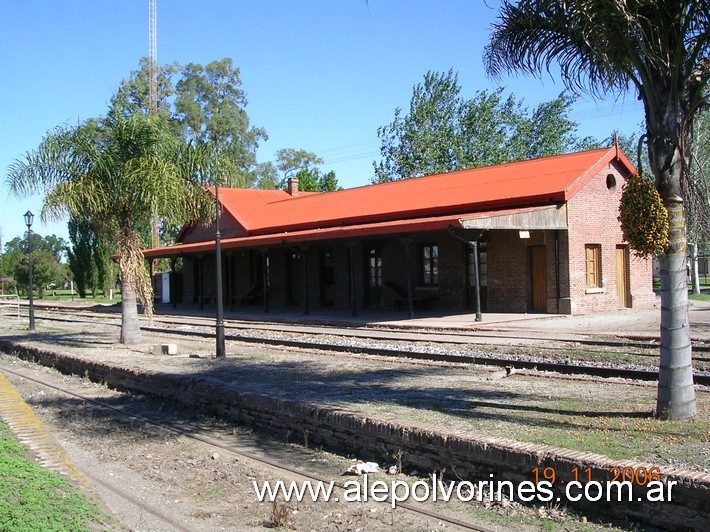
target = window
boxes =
[585,245,602,288]
[421,244,439,285]
[368,248,382,287]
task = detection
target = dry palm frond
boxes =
[117,228,154,321]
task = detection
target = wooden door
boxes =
[616,245,631,308]
[530,246,547,312]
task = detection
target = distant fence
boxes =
[0,294,20,320]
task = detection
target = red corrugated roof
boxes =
[215,147,634,235]
[143,202,578,259]
[147,147,635,258]
[145,212,472,258]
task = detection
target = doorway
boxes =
[319,250,335,306]
[365,247,382,308]
[616,245,631,308]
[530,246,547,312]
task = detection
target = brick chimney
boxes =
[287,176,299,197]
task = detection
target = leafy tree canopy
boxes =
[13,250,69,298]
[373,69,601,183]
[2,233,69,290]
[3,233,67,262]
[113,58,267,188]
[276,148,324,183]
[295,167,340,193]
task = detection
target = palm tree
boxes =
[485,1,709,419]
[7,106,214,344]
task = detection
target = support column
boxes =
[198,255,205,311]
[348,243,357,317]
[403,238,414,319]
[263,249,270,313]
[471,240,482,322]
[228,253,235,312]
[170,257,177,309]
[302,246,310,315]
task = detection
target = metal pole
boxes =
[263,251,270,313]
[471,241,482,322]
[448,225,482,322]
[404,239,414,319]
[215,186,226,358]
[25,213,35,331]
[302,247,310,315]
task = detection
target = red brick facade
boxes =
[565,160,655,313]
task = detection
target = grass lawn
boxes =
[0,420,113,531]
[16,288,121,306]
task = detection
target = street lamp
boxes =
[214,185,226,358]
[23,210,35,331]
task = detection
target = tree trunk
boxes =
[656,200,696,419]
[119,268,142,344]
[689,241,700,295]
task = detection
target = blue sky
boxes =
[0,0,644,247]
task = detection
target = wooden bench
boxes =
[238,283,262,305]
[382,281,435,311]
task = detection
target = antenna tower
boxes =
[148,0,158,115]
[149,0,159,254]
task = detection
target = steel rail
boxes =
[28,309,710,385]
[2,366,493,532]
[30,302,710,352]
[30,304,710,355]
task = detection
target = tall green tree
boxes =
[295,167,340,192]
[485,0,709,420]
[2,233,68,296]
[66,216,97,298]
[112,57,177,119]
[275,149,324,184]
[14,250,68,299]
[253,161,280,190]
[114,58,267,190]
[93,234,117,297]
[7,106,215,344]
[373,70,596,182]
[174,58,267,187]
[374,70,464,182]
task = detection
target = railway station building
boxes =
[143,146,655,317]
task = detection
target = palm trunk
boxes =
[656,200,697,419]
[119,264,142,344]
[645,92,698,420]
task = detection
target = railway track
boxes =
[0,364,494,531]
[27,306,710,386]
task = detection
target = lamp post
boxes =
[215,185,226,358]
[24,210,35,331]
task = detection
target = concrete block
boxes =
[161,343,178,355]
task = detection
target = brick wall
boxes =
[180,211,246,244]
[174,163,655,316]
[566,161,655,313]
